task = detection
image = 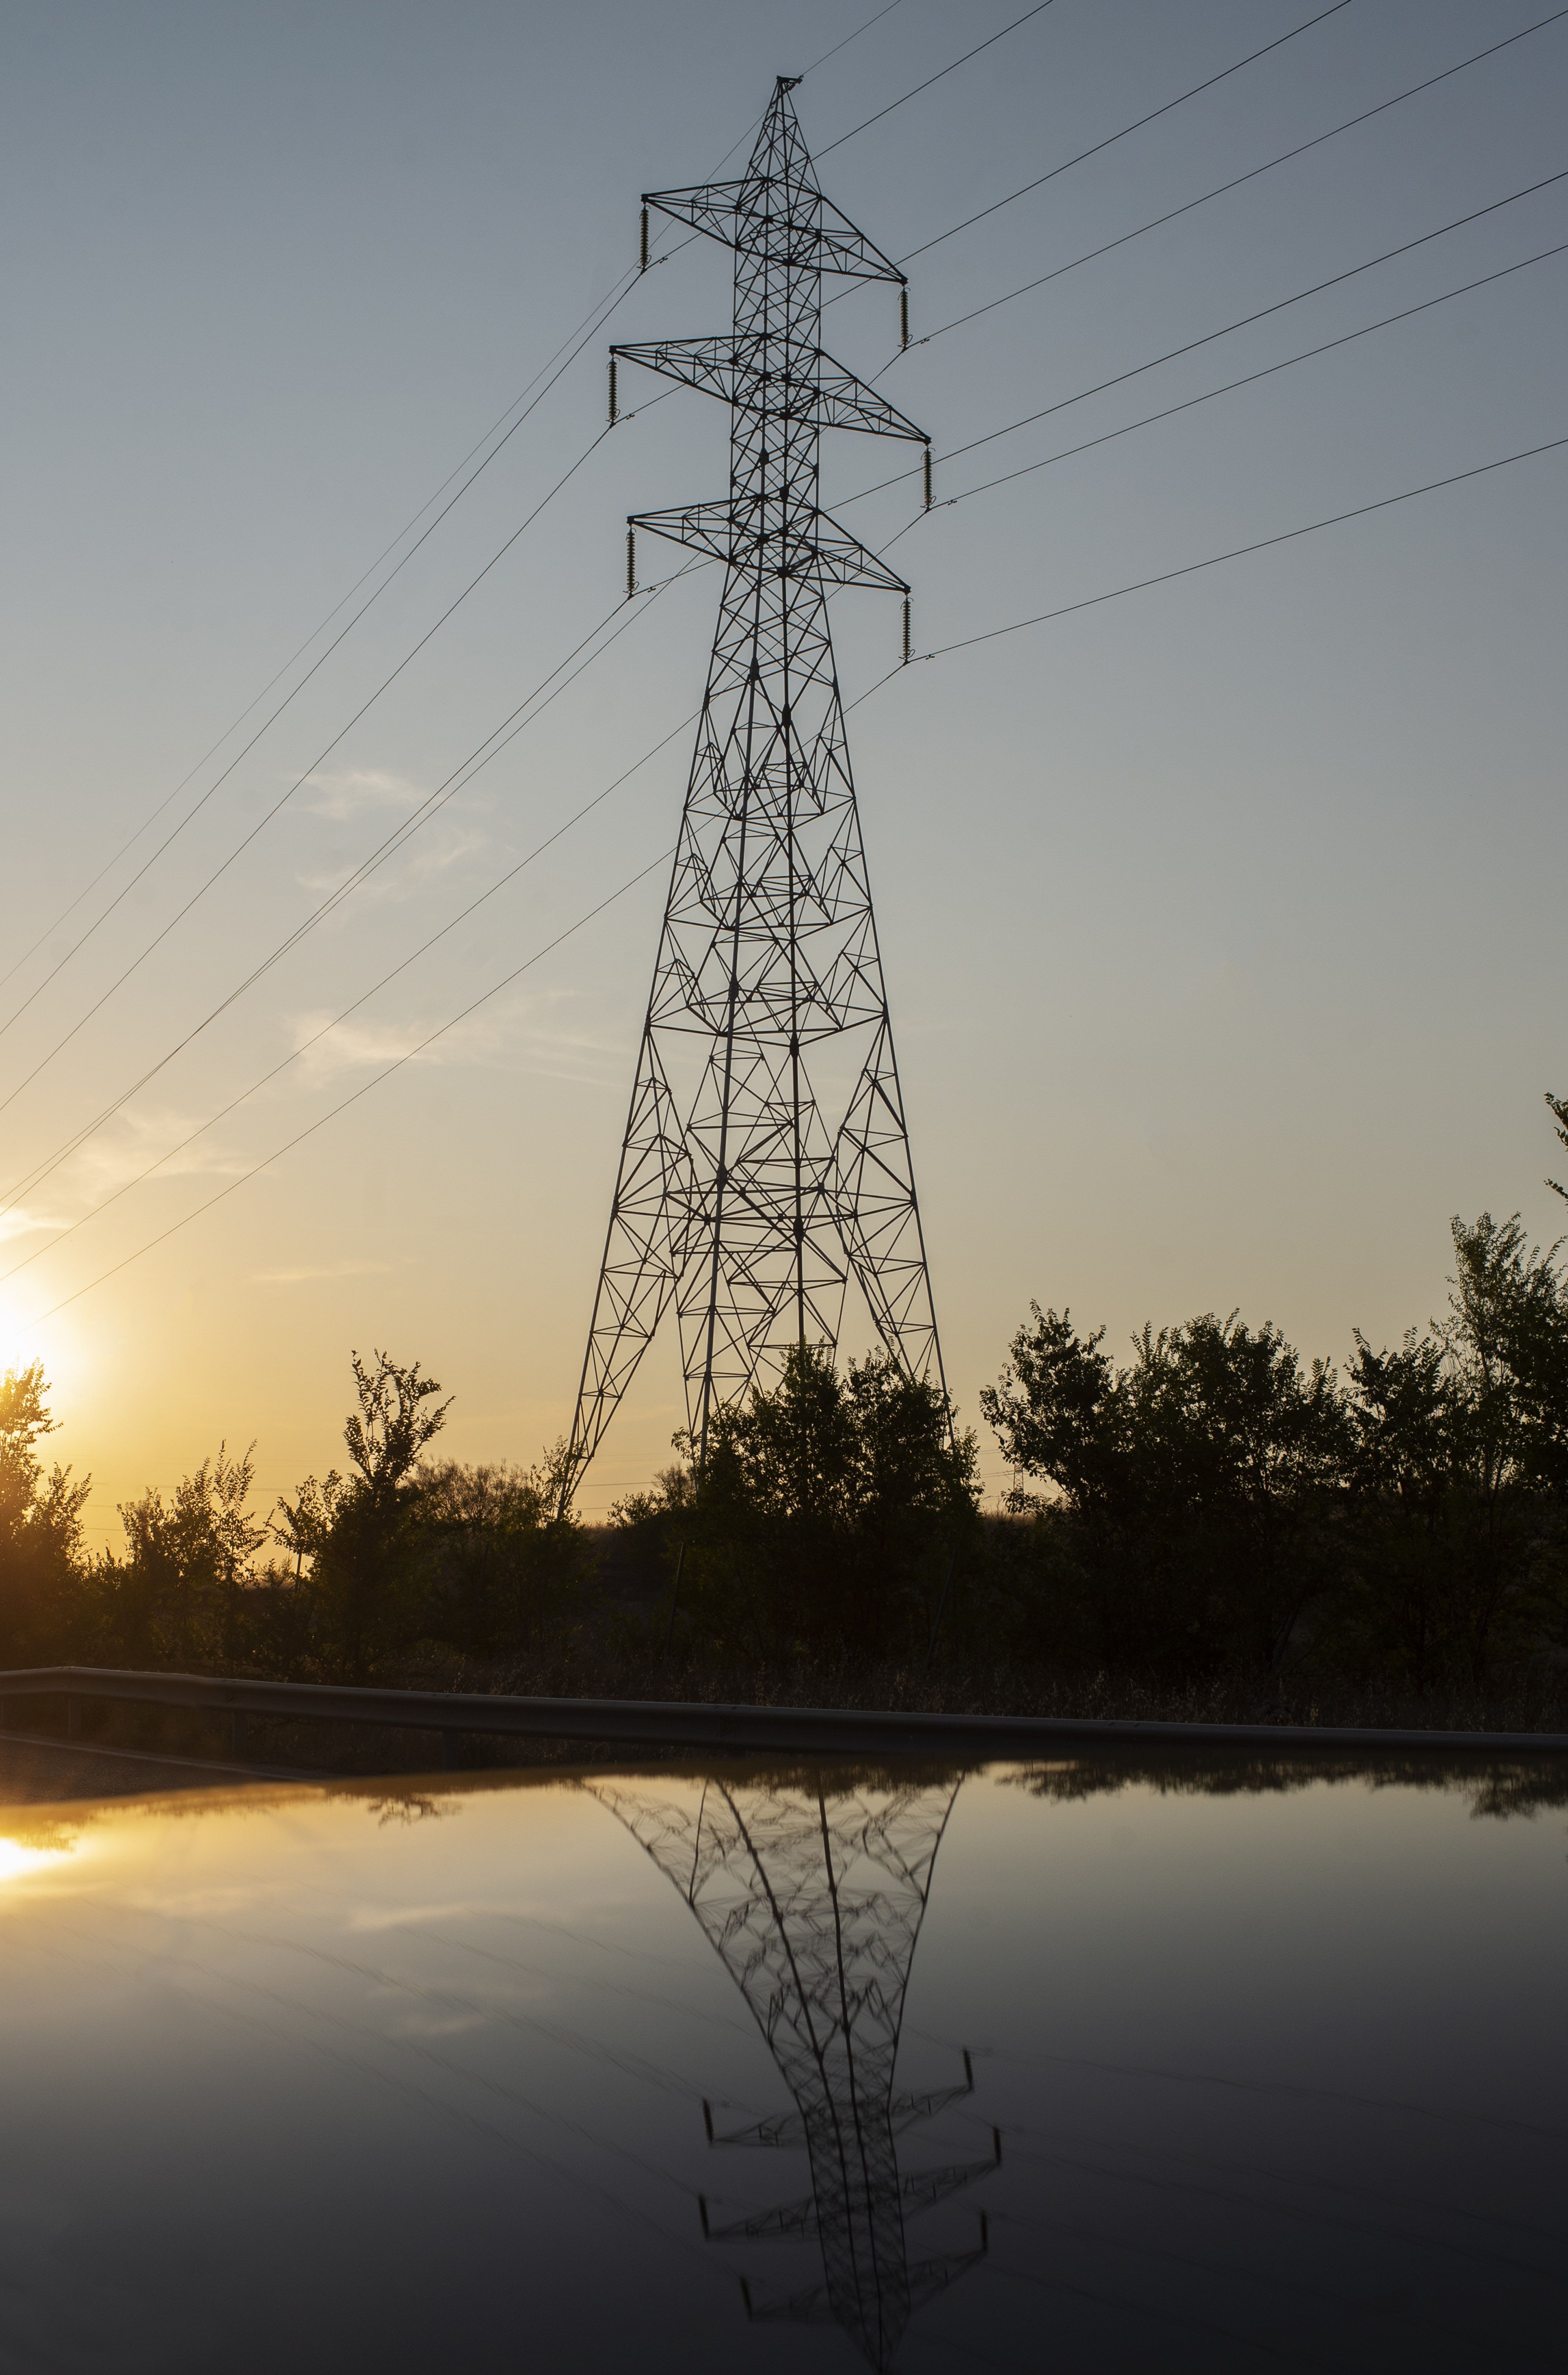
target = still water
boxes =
[0,1750,1563,2372]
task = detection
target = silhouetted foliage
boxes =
[412,1452,584,1657]
[308,1350,451,1678]
[2,1178,1566,1712]
[0,1363,91,1664]
[1546,1089,1568,1208]
[983,1214,1568,1685]
[981,1309,1347,1673]
[617,1344,980,1660]
[92,1441,267,1668]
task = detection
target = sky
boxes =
[1,0,1564,1539]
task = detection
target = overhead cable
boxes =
[3,0,909,1015]
[799,0,908,78]
[844,168,1568,505]
[0,561,709,1223]
[817,0,1059,158]
[1,705,703,1285]
[0,422,620,1117]
[22,849,676,1329]
[894,6,1568,355]
[878,240,1568,541]
[826,0,1356,304]
[61,439,1558,1353]
[0,263,635,1002]
[845,433,1568,705]
[0,277,642,1038]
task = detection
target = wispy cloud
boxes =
[67,1107,249,1196]
[302,767,420,821]
[287,989,626,1090]
[295,819,495,922]
[249,1259,391,1287]
[0,1207,68,1245]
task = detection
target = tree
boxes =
[1546,1090,1568,1207]
[314,1352,450,1678]
[1336,1328,1459,1682]
[270,1471,346,1580]
[96,1442,265,1668]
[982,1307,1348,1672]
[644,1344,979,1660]
[414,1449,583,1657]
[1433,1214,1568,1672]
[0,1364,90,1663]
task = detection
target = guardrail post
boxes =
[443,1732,462,1772]
[230,1713,247,1761]
[67,1697,82,1740]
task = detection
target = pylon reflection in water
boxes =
[588,1774,997,2369]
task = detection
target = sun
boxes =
[0,1290,88,1405]
[0,1288,43,1384]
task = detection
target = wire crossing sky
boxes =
[0,0,1563,1530]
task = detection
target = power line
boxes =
[878,239,1568,539]
[628,2,914,250]
[0,279,642,1045]
[817,0,1059,159]
[0,421,621,1120]
[0,272,654,1009]
[825,0,1356,305]
[24,480,1562,1323]
[872,433,1568,679]
[892,6,1568,357]
[0,0,910,1042]
[0,588,639,1219]
[21,850,676,1329]
[843,168,1568,505]
[0,560,709,1224]
[1,705,703,1285]
[0,14,932,1221]
[800,0,907,77]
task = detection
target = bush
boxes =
[613,1343,980,1661]
[982,1215,1568,1685]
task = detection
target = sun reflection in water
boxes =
[0,1835,75,1884]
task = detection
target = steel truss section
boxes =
[566,75,945,1488]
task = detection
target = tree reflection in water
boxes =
[588,1773,995,2370]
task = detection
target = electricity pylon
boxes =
[566,76,943,1491]
[588,1776,996,2370]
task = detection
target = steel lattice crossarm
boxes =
[566,75,946,1489]
[613,339,924,440]
[626,496,909,590]
[640,83,908,287]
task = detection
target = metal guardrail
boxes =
[1,1665,1566,1766]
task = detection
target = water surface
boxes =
[1,1749,1563,2371]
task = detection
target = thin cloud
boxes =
[297,820,493,911]
[250,1259,392,1286]
[0,1206,68,1245]
[287,990,627,1088]
[302,767,420,821]
[68,1107,250,1195]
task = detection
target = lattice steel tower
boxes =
[566,77,942,1489]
